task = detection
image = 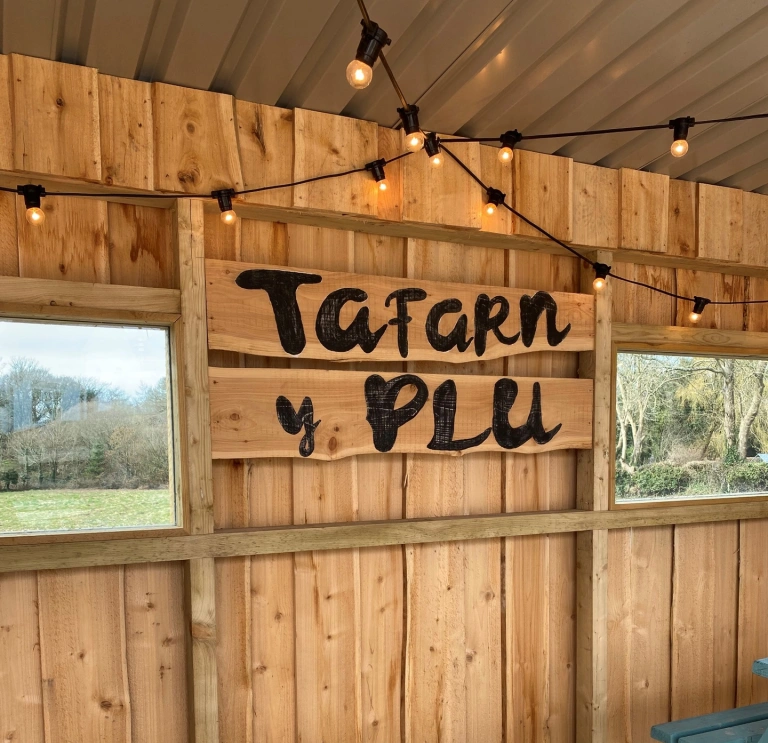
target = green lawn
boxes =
[0,488,175,534]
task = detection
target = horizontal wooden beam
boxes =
[3,500,768,573]
[2,168,767,281]
[0,275,181,316]
[613,323,768,354]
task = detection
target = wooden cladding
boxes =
[4,52,768,279]
[205,258,595,362]
[209,368,593,459]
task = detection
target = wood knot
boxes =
[100,700,112,710]
[328,436,337,452]
[177,167,201,185]
[55,97,64,107]
[255,664,267,674]
[230,412,240,421]
[104,176,114,186]
[274,612,283,621]
[186,122,196,134]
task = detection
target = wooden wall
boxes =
[0,52,767,743]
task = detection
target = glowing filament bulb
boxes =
[26,206,45,225]
[689,310,701,323]
[378,178,388,191]
[430,153,443,167]
[220,209,236,225]
[485,202,497,216]
[671,139,689,157]
[593,276,606,291]
[498,146,514,164]
[346,59,373,89]
[406,131,425,153]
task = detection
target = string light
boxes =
[399,106,425,153]
[484,187,505,216]
[670,116,695,158]
[346,20,390,90]
[424,133,442,167]
[213,189,237,225]
[18,184,46,226]
[365,158,389,190]
[592,263,610,291]
[689,296,710,323]
[498,130,522,164]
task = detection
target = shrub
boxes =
[632,464,690,496]
[725,462,768,493]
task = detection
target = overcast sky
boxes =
[0,320,169,395]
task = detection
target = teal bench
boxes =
[651,659,768,743]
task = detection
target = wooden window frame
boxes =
[0,275,189,544]
[611,322,768,510]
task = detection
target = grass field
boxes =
[0,488,175,534]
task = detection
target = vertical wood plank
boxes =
[742,192,768,268]
[178,198,219,743]
[611,262,676,325]
[107,204,178,289]
[572,162,618,249]
[404,138,483,229]
[671,522,739,720]
[0,572,44,743]
[10,54,101,181]
[153,84,243,194]
[479,144,512,235]
[675,270,746,330]
[293,108,378,215]
[17,196,109,283]
[405,240,503,743]
[125,563,189,743]
[737,520,768,706]
[506,250,578,743]
[618,169,669,253]
[377,126,404,223]
[287,224,361,743]
[98,75,154,190]
[236,102,294,207]
[697,184,743,263]
[514,149,573,242]
[576,249,611,743]
[0,190,19,276]
[667,180,697,259]
[0,56,14,171]
[38,567,131,743]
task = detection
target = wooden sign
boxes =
[209,368,593,460]
[206,259,594,363]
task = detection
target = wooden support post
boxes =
[177,198,219,743]
[576,249,612,743]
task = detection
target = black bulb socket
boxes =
[18,184,45,210]
[593,262,611,282]
[669,116,695,141]
[424,133,441,158]
[692,296,710,315]
[398,105,421,136]
[355,20,390,67]
[365,158,387,183]
[500,129,523,149]
[212,188,235,212]
[486,187,506,208]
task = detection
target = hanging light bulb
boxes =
[484,187,505,216]
[213,189,237,225]
[669,116,695,158]
[498,129,522,164]
[592,262,611,291]
[18,184,46,226]
[365,158,389,191]
[424,132,442,167]
[689,296,710,323]
[399,105,425,152]
[346,20,390,90]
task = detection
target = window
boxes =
[614,350,768,505]
[0,318,178,535]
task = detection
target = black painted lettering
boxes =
[385,288,428,358]
[427,379,491,451]
[275,395,321,458]
[315,288,387,353]
[492,379,562,449]
[364,374,429,452]
[425,299,473,353]
[236,269,322,355]
[474,294,520,356]
[519,291,571,347]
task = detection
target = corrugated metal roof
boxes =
[4,0,768,191]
